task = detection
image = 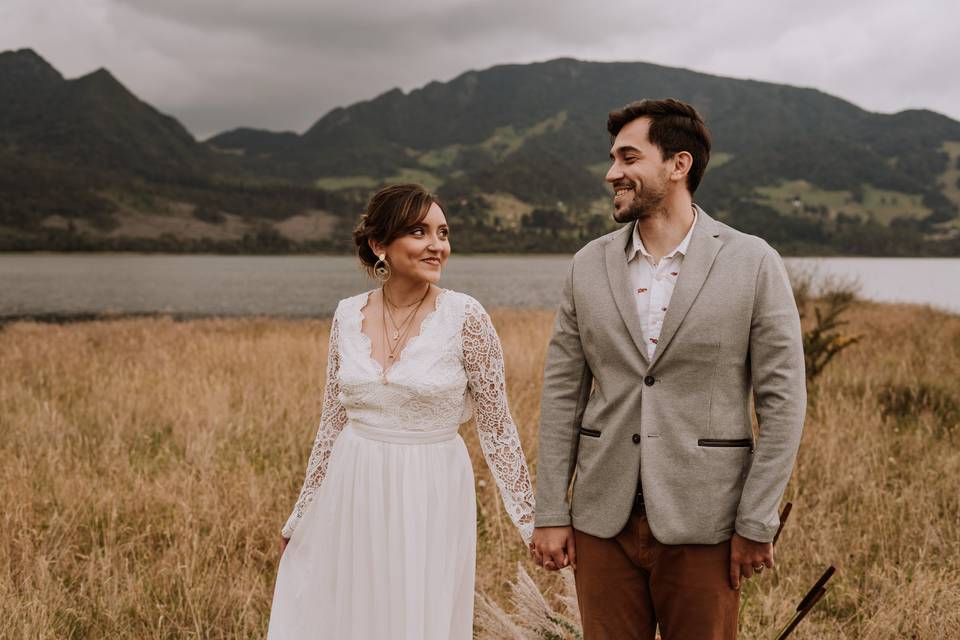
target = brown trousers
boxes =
[573,503,739,640]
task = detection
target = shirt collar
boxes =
[627,206,698,263]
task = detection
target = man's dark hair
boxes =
[607,98,712,194]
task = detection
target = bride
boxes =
[267,183,535,639]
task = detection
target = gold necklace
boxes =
[383,285,430,341]
[384,301,420,342]
[379,289,429,383]
[383,288,428,308]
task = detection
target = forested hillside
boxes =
[3,49,959,255]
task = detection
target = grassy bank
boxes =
[1,302,958,638]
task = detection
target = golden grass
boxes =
[1,302,958,638]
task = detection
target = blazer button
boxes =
[644,375,655,386]
[632,433,641,444]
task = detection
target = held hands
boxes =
[729,532,774,590]
[530,526,576,571]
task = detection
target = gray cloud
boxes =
[2,0,957,139]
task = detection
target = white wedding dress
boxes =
[267,288,535,640]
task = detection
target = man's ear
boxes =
[670,151,693,183]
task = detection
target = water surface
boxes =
[1,254,957,318]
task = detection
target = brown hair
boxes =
[606,98,712,194]
[352,183,444,275]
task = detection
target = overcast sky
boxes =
[2,0,957,140]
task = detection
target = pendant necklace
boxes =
[379,286,429,383]
[384,302,418,341]
[384,285,430,342]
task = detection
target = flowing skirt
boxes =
[267,423,477,640]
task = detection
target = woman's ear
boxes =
[368,237,386,259]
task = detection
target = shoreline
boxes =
[3,298,957,327]
[0,311,334,326]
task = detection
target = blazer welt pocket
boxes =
[698,438,753,452]
[579,428,602,438]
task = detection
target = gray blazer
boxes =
[535,205,806,544]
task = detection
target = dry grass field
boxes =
[1,301,958,638]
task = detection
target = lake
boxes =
[1,253,958,319]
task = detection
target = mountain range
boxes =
[2,48,959,255]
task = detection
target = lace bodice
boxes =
[282,289,536,544]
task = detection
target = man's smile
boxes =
[613,184,635,203]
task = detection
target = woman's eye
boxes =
[439,229,449,239]
[410,228,424,236]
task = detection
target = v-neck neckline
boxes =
[357,287,448,380]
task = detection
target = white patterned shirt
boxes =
[626,208,698,360]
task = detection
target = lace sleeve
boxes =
[462,299,536,546]
[281,311,349,538]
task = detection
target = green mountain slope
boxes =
[206,127,299,155]
[248,58,960,254]
[2,50,958,255]
[1,50,208,179]
[0,49,352,251]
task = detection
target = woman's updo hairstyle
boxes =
[353,183,444,276]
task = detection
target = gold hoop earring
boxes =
[374,254,391,282]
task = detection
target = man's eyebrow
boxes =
[610,145,642,159]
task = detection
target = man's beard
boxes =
[613,179,668,223]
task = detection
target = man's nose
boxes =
[605,162,622,183]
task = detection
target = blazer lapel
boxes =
[604,222,650,366]
[649,206,723,369]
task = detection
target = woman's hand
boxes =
[280,536,290,558]
[531,526,576,571]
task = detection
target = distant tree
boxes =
[835,211,859,225]
[850,184,864,203]
[241,224,292,253]
[193,206,226,224]
[523,208,575,230]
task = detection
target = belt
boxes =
[348,423,459,445]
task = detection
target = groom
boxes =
[531,98,806,640]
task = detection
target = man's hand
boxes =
[531,526,576,571]
[729,532,774,590]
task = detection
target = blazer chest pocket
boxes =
[698,438,754,453]
[580,427,602,438]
